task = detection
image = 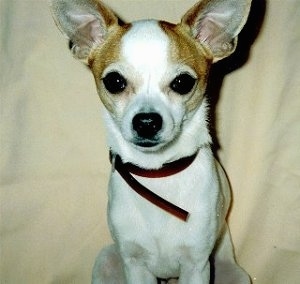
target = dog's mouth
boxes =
[132,138,163,150]
[131,133,180,152]
[135,140,159,148]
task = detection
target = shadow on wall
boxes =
[207,0,267,154]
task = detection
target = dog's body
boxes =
[50,1,251,283]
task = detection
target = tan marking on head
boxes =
[180,0,211,29]
[88,23,132,114]
[96,1,119,28]
[159,21,213,112]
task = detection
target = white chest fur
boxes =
[107,148,229,279]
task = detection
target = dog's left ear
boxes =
[50,0,119,62]
[181,0,251,62]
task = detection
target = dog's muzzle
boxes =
[132,112,163,147]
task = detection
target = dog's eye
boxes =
[170,73,196,95]
[103,72,127,94]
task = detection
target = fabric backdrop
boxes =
[1,0,300,283]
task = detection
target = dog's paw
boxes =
[92,245,125,284]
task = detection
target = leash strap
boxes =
[112,154,191,222]
[122,153,198,178]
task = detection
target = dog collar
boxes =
[109,151,198,222]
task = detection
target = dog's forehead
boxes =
[120,20,169,75]
[91,19,210,113]
[119,20,210,80]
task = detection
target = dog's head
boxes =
[50,0,251,163]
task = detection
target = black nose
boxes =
[132,112,163,139]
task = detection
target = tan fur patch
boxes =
[95,1,119,28]
[181,0,211,29]
[159,21,213,112]
[88,23,131,114]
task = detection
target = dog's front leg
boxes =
[178,260,210,284]
[122,258,157,284]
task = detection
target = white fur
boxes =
[108,147,226,280]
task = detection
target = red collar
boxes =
[110,151,198,222]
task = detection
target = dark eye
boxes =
[102,71,127,94]
[170,73,196,95]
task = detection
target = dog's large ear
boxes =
[181,0,251,62]
[50,0,119,61]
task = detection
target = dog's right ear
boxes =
[50,0,119,62]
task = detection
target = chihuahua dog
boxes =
[50,0,251,283]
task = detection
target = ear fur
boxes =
[181,0,251,62]
[50,0,119,62]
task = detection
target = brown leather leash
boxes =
[110,152,198,222]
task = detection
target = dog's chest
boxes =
[108,152,219,225]
[107,152,224,277]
